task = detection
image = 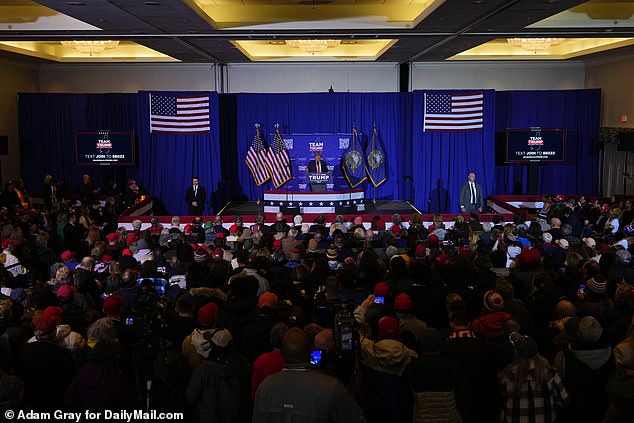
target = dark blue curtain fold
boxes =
[18,89,601,215]
[493,89,601,195]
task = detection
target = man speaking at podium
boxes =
[307,152,328,192]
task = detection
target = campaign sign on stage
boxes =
[307,172,333,184]
[269,133,352,191]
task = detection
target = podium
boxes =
[306,172,332,192]
[264,189,365,214]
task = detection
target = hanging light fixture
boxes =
[506,37,565,52]
[61,40,120,55]
[285,39,341,54]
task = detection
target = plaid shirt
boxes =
[500,367,569,423]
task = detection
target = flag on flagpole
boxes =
[342,128,367,188]
[264,127,293,188]
[245,125,270,186]
[423,91,484,132]
[365,126,387,187]
[149,93,210,134]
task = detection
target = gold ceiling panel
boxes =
[0,41,179,63]
[186,0,445,29]
[529,0,634,28]
[449,37,634,60]
[0,0,100,31]
[231,39,397,61]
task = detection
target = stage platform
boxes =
[117,199,515,230]
[218,199,420,221]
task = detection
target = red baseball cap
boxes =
[258,292,278,309]
[374,281,391,297]
[197,302,218,327]
[394,293,413,313]
[56,284,77,301]
[103,294,124,315]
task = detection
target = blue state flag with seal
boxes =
[341,128,367,188]
[364,126,387,187]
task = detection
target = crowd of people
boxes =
[0,182,633,423]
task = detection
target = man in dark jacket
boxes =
[253,328,363,423]
[405,328,472,422]
[18,317,76,410]
[242,293,279,362]
[186,329,248,423]
[554,316,613,422]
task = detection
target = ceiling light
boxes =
[506,37,565,52]
[285,39,340,54]
[60,40,120,55]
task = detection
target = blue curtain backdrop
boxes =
[227,92,413,203]
[494,89,601,196]
[18,89,600,215]
[412,90,496,213]
[132,91,222,216]
[18,93,137,192]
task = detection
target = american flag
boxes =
[264,129,292,188]
[424,92,484,132]
[149,93,210,134]
[245,126,270,186]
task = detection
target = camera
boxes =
[334,313,356,352]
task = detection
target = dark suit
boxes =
[459,181,483,214]
[307,159,328,192]
[307,159,328,174]
[185,184,206,216]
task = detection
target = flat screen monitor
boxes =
[75,131,135,166]
[506,128,565,163]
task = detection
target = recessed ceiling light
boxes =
[66,2,86,5]
[144,1,161,5]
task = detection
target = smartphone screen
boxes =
[373,296,385,304]
[125,317,134,326]
[310,350,322,366]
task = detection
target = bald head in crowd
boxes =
[78,256,95,271]
[281,328,310,364]
[314,329,335,352]
[556,300,576,319]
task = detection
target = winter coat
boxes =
[405,353,472,423]
[186,353,247,423]
[64,364,136,410]
[604,367,634,423]
[182,328,214,369]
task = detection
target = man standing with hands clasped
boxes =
[185,176,206,216]
[460,172,483,214]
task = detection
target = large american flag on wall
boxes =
[423,92,484,132]
[149,93,210,134]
